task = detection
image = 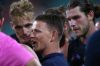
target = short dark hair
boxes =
[59,33,66,47]
[67,0,94,15]
[44,6,67,25]
[0,2,3,19]
[44,7,67,46]
[94,5,100,18]
[44,6,66,16]
[35,14,64,40]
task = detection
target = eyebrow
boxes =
[67,15,80,20]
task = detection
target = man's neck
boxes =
[43,42,61,56]
[80,21,95,44]
[87,21,95,38]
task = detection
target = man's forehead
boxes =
[13,19,34,25]
[66,6,81,17]
[32,20,48,30]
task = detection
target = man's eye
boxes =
[67,18,71,21]
[34,29,41,33]
[25,24,32,28]
[72,16,80,20]
[15,26,22,29]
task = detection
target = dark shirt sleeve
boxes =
[43,62,56,66]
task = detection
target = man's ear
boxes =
[50,30,58,42]
[64,23,67,31]
[0,17,4,27]
[87,10,94,21]
[2,17,4,23]
[10,21,15,30]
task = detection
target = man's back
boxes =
[86,30,100,66]
[42,53,68,66]
[0,32,41,66]
[68,38,85,66]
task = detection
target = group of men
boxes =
[0,0,100,66]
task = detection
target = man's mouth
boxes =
[30,40,38,50]
[73,27,80,31]
[21,35,32,40]
[22,38,37,48]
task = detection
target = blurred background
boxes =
[0,0,100,35]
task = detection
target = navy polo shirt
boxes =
[42,53,68,66]
[86,30,100,66]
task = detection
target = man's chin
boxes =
[32,46,38,51]
[76,33,83,37]
[20,41,32,47]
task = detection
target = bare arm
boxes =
[26,59,42,66]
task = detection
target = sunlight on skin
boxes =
[32,21,37,30]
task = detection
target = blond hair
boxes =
[10,0,34,22]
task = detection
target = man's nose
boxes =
[29,30,35,38]
[69,19,76,27]
[22,27,30,36]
